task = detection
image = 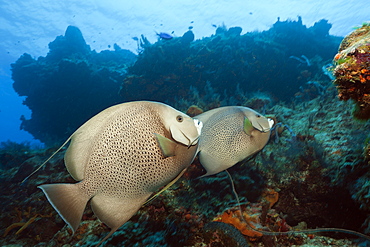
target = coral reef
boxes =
[4,18,370,247]
[333,23,370,120]
[2,84,370,246]
[12,26,136,145]
[212,188,280,242]
[11,18,342,145]
[121,17,341,107]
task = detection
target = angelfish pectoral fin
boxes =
[243,117,254,136]
[154,133,177,157]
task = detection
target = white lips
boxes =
[190,119,203,145]
[260,118,274,132]
[268,118,274,129]
[194,119,203,136]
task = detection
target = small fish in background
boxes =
[37,101,202,245]
[196,106,274,177]
[156,32,173,40]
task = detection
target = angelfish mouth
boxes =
[267,118,274,129]
[188,136,200,148]
[194,118,203,135]
[258,118,275,132]
[177,129,197,148]
[189,118,202,147]
[181,118,203,148]
[183,133,199,148]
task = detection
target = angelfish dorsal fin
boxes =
[243,117,254,136]
[154,133,177,157]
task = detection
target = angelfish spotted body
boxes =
[197,106,274,176]
[38,101,202,244]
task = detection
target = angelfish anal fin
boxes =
[154,133,177,157]
[144,167,188,205]
[243,117,254,136]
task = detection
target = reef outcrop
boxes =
[12,26,136,145]
[333,23,370,120]
[121,18,342,106]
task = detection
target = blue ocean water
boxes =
[0,0,368,145]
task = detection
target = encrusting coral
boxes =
[213,189,282,242]
[333,22,370,119]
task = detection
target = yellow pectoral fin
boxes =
[154,133,177,157]
[243,117,254,136]
[144,168,187,205]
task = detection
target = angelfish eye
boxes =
[256,114,261,118]
[176,115,184,122]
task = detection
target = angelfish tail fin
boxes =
[38,183,90,232]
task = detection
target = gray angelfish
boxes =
[37,101,202,245]
[196,106,274,176]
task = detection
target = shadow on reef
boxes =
[11,26,136,145]
[121,17,341,107]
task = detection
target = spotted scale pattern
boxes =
[197,106,271,176]
[199,107,248,162]
[76,102,196,199]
